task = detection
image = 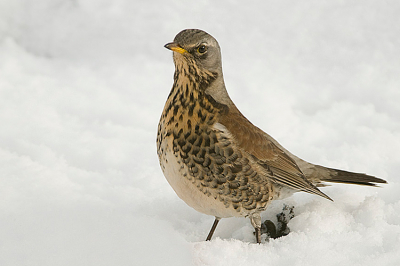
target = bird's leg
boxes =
[206,217,221,241]
[250,212,262,244]
[255,227,261,244]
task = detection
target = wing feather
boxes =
[217,105,332,200]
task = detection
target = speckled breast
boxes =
[157,84,272,218]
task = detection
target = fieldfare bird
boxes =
[157,29,387,243]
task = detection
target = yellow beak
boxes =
[164,42,187,54]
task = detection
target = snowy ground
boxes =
[1,1,400,265]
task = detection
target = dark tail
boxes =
[321,168,387,187]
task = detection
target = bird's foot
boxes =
[260,204,295,239]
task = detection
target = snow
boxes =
[1,1,400,265]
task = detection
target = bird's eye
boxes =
[197,45,207,54]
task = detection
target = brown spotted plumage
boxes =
[157,29,387,243]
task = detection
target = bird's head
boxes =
[165,29,223,79]
[165,29,232,106]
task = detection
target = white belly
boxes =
[161,146,246,218]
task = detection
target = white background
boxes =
[1,1,399,265]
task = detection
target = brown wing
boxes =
[218,105,332,200]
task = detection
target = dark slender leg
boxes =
[206,217,220,241]
[255,227,261,244]
[250,213,262,244]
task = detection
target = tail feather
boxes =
[321,168,387,187]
